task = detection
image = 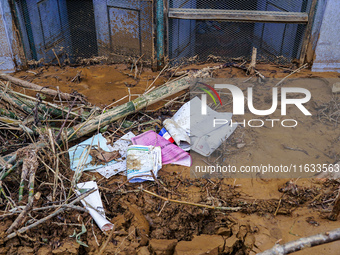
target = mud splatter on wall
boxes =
[0,0,23,73]
[93,0,152,62]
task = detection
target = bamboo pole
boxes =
[16,95,71,118]
[3,67,216,168]
[0,90,31,116]
[1,88,77,120]
[9,90,86,119]
[0,73,73,100]
[258,228,340,255]
[66,74,196,141]
[1,162,18,180]
[0,116,20,125]
[247,47,257,75]
[7,151,38,234]
[0,108,19,119]
[18,164,28,202]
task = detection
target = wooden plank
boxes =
[168,9,308,23]
[299,0,318,65]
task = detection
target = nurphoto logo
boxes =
[200,84,312,128]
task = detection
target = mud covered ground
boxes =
[1,62,340,254]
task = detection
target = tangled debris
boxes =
[317,96,340,126]
[1,61,340,255]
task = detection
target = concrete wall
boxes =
[312,0,340,72]
[0,0,16,72]
[0,0,24,73]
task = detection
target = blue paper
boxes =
[68,133,117,172]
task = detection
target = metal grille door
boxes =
[14,0,153,64]
[168,0,316,64]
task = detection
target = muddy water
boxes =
[14,64,166,107]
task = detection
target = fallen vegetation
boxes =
[1,59,340,255]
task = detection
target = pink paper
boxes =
[131,130,191,166]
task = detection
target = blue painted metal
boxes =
[254,0,305,59]
[169,0,196,62]
[22,0,71,62]
[21,0,37,60]
[156,0,164,67]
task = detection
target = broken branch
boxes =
[258,228,340,255]
[4,188,96,241]
[247,47,257,75]
[0,73,73,100]
[275,63,308,87]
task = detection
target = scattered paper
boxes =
[172,98,191,135]
[96,132,135,178]
[69,133,113,172]
[126,145,162,183]
[163,119,190,151]
[160,97,237,157]
[76,181,113,232]
[69,132,135,178]
[131,130,191,166]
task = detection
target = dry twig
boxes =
[275,63,308,87]
[4,188,96,241]
[141,188,242,211]
[0,73,73,100]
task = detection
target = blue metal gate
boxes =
[14,0,153,64]
[168,0,316,64]
[16,0,72,62]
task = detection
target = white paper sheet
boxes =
[190,97,237,156]
[163,119,191,151]
[169,97,237,157]
[76,181,113,232]
[68,133,113,172]
[172,99,191,135]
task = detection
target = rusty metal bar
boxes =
[168,9,309,23]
